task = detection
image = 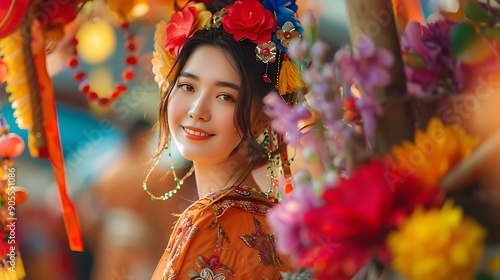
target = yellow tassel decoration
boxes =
[278,58,304,95]
[0,28,39,158]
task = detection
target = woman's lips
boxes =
[182,126,214,140]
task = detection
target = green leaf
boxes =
[451,22,492,63]
[463,1,491,24]
[451,22,478,57]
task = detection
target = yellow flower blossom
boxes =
[387,201,486,280]
[392,118,479,188]
[191,2,212,29]
[151,20,176,92]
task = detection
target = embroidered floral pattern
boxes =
[163,215,199,279]
[194,254,236,276]
[189,267,226,280]
[211,187,274,217]
[164,268,177,280]
[234,186,251,196]
[240,217,284,267]
[209,220,230,249]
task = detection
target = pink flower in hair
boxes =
[164,3,212,56]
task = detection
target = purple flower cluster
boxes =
[263,92,311,146]
[401,20,465,96]
[265,12,395,268]
[335,35,393,138]
[335,35,393,98]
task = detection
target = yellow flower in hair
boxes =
[387,201,486,280]
[191,2,212,29]
[391,118,479,189]
[152,20,175,91]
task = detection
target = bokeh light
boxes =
[76,19,116,65]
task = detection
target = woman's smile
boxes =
[182,126,215,141]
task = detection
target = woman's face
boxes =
[167,45,244,164]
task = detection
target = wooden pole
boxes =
[345,0,414,154]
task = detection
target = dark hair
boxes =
[175,0,237,14]
[154,26,280,185]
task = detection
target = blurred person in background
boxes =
[77,119,196,280]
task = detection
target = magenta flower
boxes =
[401,20,464,96]
[335,35,393,98]
[267,176,321,261]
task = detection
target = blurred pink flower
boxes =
[335,35,393,98]
[263,91,312,145]
[355,96,383,139]
[267,175,321,261]
[401,20,465,96]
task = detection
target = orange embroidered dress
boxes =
[152,186,296,280]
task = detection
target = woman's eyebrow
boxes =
[179,71,240,91]
[179,71,199,80]
[216,81,240,91]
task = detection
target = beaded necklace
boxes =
[142,151,195,201]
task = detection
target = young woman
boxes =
[147,0,304,279]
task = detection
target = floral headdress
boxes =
[152,0,304,96]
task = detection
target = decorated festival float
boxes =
[0,0,499,279]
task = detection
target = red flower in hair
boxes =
[165,6,198,56]
[222,0,277,44]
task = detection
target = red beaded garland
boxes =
[67,21,137,105]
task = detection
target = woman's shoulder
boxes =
[207,185,277,218]
[159,186,295,279]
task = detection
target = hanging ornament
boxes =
[0,133,25,158]
[67,21,138,106]
[0,112,27,279]
[0,0,30,38]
